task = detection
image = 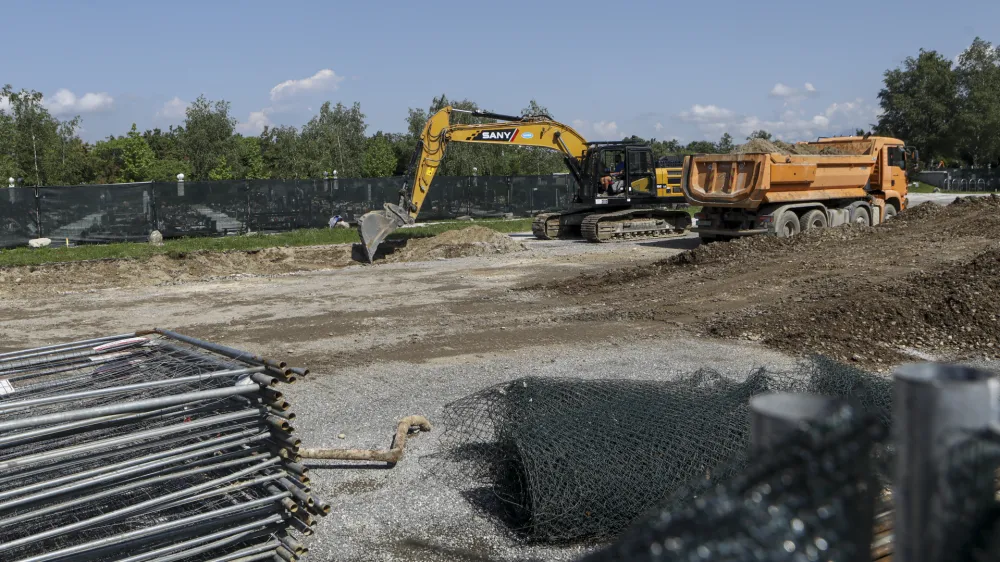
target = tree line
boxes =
[875,37,1000,168]
[2,37,994,186]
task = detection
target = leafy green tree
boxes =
[2,85,60,186]
[954,38,1000,166]
[747,130,772,141]
[181,95,237,179]
[146,158,192,182]
[207,156,234,180]
[239,136,268,179]
[0,109,19,182]
[876,49,957,163]
[716,132,734,153]
[121,124,155,182]
[144,127,185,161]
[300,101,367,177]
[260,126,307,179]
[685,140,719,154]
[361,132,397,177]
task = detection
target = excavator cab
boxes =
[581,143,658,203]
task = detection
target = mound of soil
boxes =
[386,227,526,262]
[546,195,1000,367]
[731,139,862,156]
[0,245,355,297]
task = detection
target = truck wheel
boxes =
[800,209,828,231]
[775,211,800,238]
[851,206,871,226]
[883,204,897,221]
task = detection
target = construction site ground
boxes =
[1,192,997,561]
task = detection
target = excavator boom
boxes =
[356,106,589,261]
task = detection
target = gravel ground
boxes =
[281,336,799,562]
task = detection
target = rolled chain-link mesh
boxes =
[580,405,883,562]
[437,357,898,543]
[436,356,1000,560]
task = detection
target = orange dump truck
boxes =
[681,136,917,241]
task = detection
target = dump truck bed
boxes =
[683,152,879,208]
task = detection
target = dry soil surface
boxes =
[1,204,997,561]
[545,195,1000,368]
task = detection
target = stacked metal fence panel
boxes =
[0,175,575,247]
[0,331,325,562]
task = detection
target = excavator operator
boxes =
[600,153,625,195]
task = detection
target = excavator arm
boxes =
[356,106,590,261]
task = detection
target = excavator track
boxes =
[531,213,562,240]
[581,208,691,243]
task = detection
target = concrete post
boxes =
[176,173,185,197]
[893,363,999,562]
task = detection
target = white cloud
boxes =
[44,89,114,115]
[236,108,273,135]
[677,97,879,142]
[769,82,820,103]
[654,122,664,132]
[156,97,188,120]
[270,69,344,101]
[592,121,618,137]
[770,83,796,98]
[571,118,585,130]
[679,104,734,122]
[0,96,9,113]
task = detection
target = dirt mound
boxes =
[709,248,1000,365]
[386,227,525,262]
[0,245,354,297]
[731,140,861,156]
[545,195,1000,367]
[732,139,790,154]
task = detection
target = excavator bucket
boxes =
[356,203,411,263]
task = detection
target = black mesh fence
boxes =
[0,175,576,247]
[37,183,154,244]
[0,188,38,249]
[153,180,248,238]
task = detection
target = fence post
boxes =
[149,183,158,231]
[893,363,1000,562]
[507,176,513,215]
[243,179,251,233]
[750,392,875,558]
[748,392,844,454]
[33,184,41,238]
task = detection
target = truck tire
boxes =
[775,211,800,238]
[800,209,828,231]
[884,204,897,220]
[851,206,871,226]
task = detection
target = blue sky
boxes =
[2,0,996,143]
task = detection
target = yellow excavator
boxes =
[357,106,691,261]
